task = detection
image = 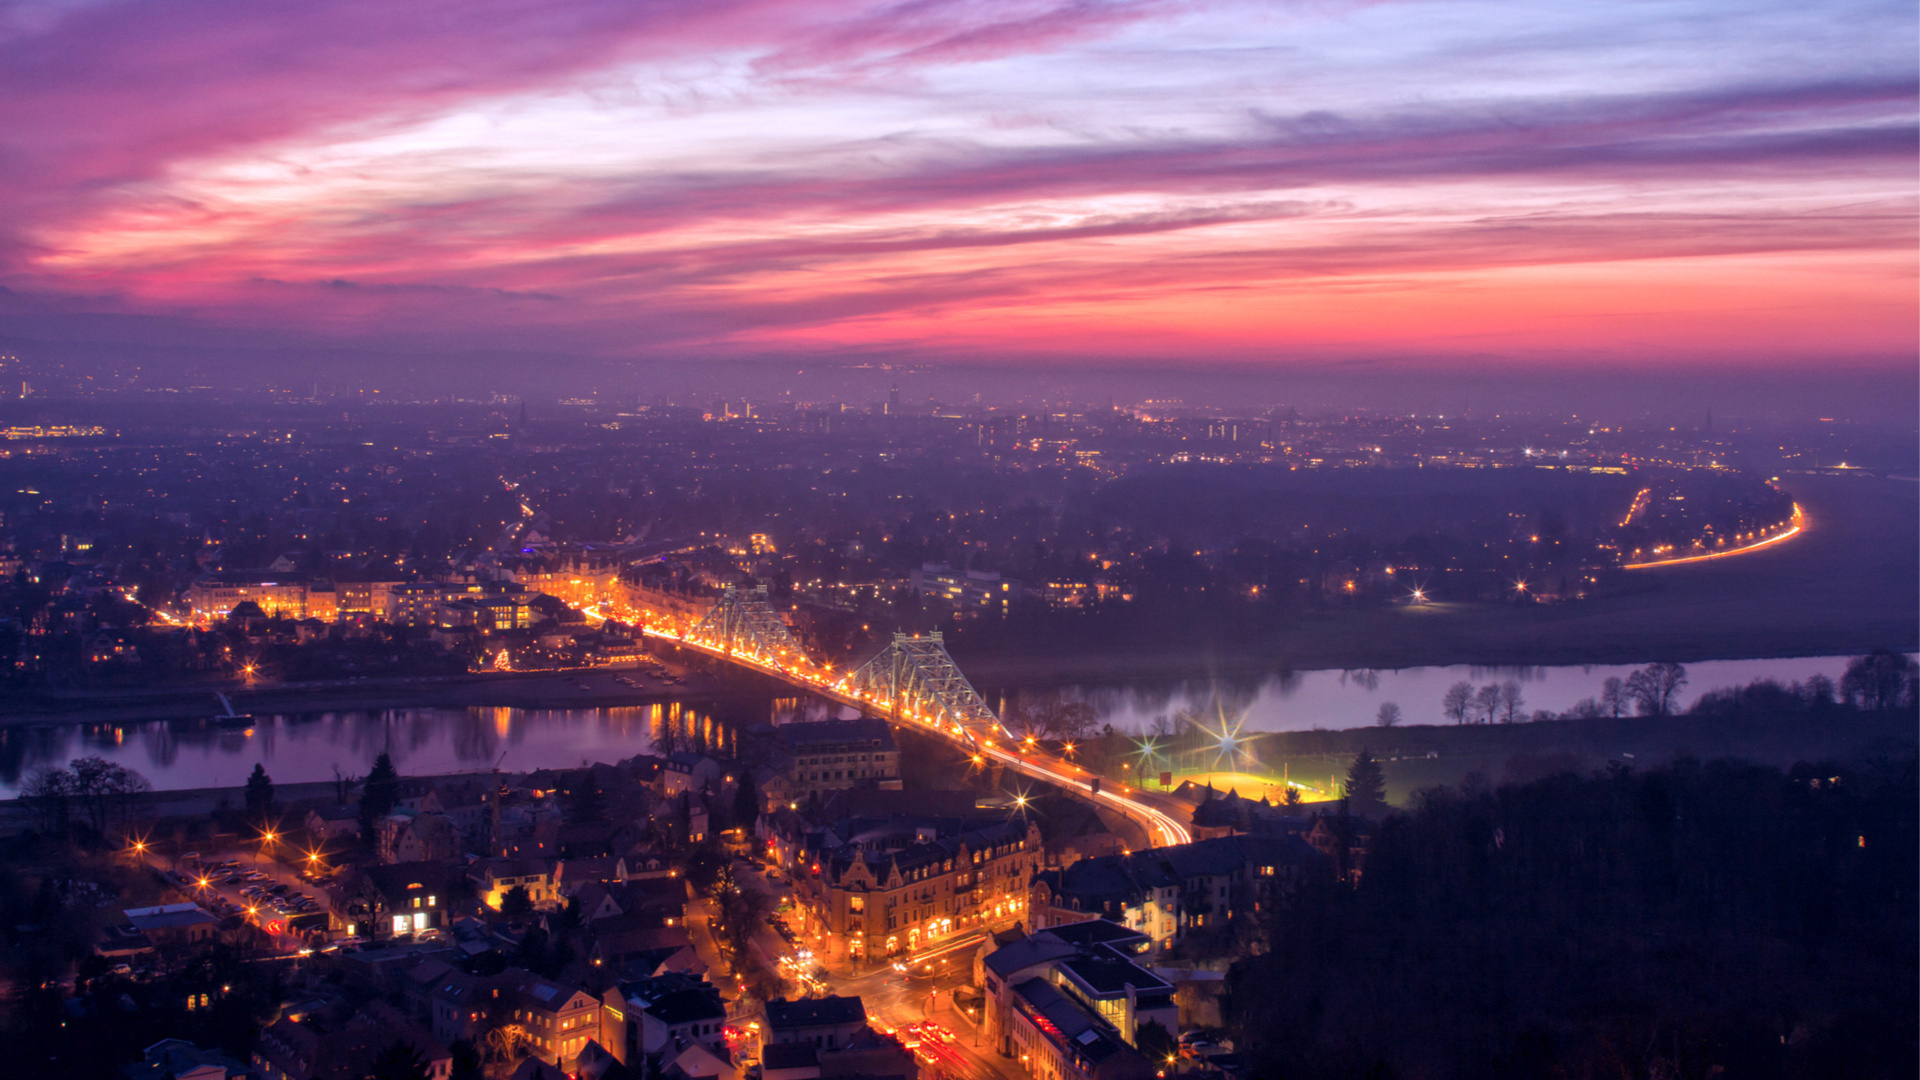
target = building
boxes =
[1029,834,1321,953]
[500,971,603,1066]
[327,862,455,940]
[336,581,404,620]
[908,562,1022,612]
[660,753,729,798]
[471,857,559,910]
[981,920,1168,1080]
[762,996,869,1050]
[778,718,901,802]
[377,811,460,865]
[187,571,310,622]
[600,972,728,1064]
[122,903,220,947]
[425,969,488,1050]
[121,1038,250,1080]
[793,817,1041,963]
[251,1006,452,1080]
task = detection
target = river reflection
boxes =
[0,654,1878,795]
[1012,654,1866,735]
[0,700,746,796]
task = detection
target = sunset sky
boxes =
[1,0,1914,373]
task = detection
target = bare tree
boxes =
[1375,702,1403,728]
[1474,684,1502,725]
[1841,651,1917,711]
[68,756,151,834]
[20,766,75,835]
[1009,693,1099,742]
[1600,677,1627,718]
[1497,681,1524,724]
[1625,663,1687,716]
[1442,682,1473,725]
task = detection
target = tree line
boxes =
[18,757,152,837]
[1229,751,1919,1079]
[1413,652,1918,728]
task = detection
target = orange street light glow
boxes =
[1624,505,1805,569]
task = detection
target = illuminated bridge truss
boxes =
[689,586,807,666]
[845,632,1003,747]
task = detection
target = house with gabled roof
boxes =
[502,970,602,1067]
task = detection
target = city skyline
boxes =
[0,0,1914,379]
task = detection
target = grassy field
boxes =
[1247,707,1917,805]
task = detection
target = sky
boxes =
[0,0,1914,378]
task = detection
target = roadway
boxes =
[1623,502,1805,569]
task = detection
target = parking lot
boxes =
[149,846,333,950]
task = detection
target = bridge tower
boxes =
[687,586,808,667]
[844,632,1005,747]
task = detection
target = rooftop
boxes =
[1059,946,1172,995]
[779,717,896,750]
[764,994,867,1031]
[123,903,218,931]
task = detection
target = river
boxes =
[0,655,1876,795]
[1040,654,1868,737]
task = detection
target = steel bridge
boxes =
[622,585,1191,845]
[841,632,1005,748]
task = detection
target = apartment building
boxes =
[793,817,1041,963]
[187,571,311,621]
[779,718,902,802]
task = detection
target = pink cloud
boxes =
[0,0,1912,370]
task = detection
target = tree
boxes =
[360,752,400,840]
[448,1040,484,1080]
[1841,650,1917,711]
[1136,1018,1177,1065]
[500,885,533,917]
[1442,682,1473,725]
[244,763,275,822]
[731,771,762,830]
[1473,684,1502,725]
[1566,697,1604,720]
[683,840,726,895]
[1626,662,1688,716]
[19,766,74,835]
[67,756,150,834]
[1345,750,1386,816]
[1496,681,1524,724]
[1803,673,1837,707]
[331,765,358,804]
[1283,786,1303,809]
[565,777,604,825]
[1600,676,1627,718]
[1375,702,1402,728]
[371,1040,430,1080]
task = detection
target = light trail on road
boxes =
[628,620,1192,847]
[1624,503,1804,569]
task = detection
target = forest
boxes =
[1229,752,1918,1079]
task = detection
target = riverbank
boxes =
[0,654,794,729]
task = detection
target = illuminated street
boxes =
[617,595,1194,848]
